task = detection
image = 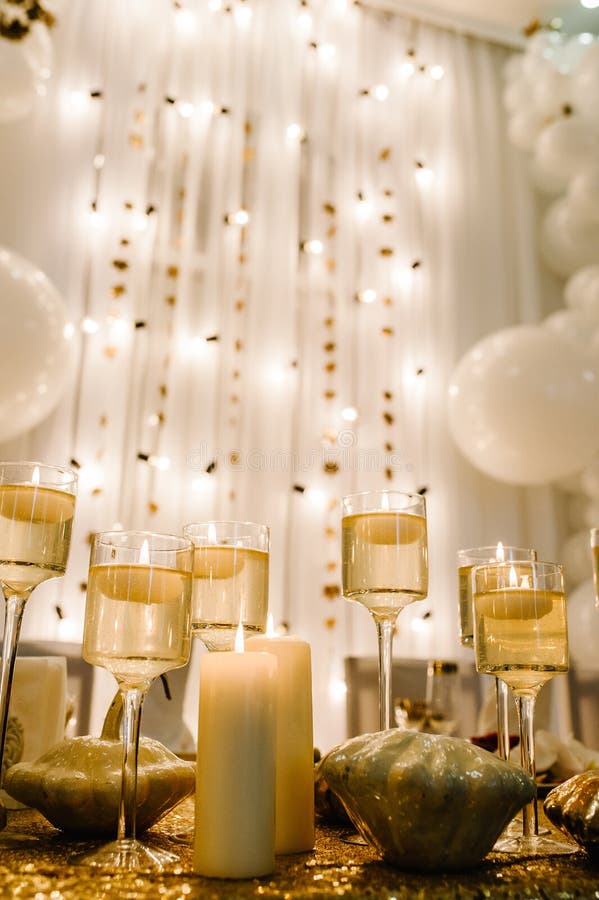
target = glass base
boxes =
[496,814,549,844]
[72,838,179,871]
[494,833,578,856]
[340,830,368,846]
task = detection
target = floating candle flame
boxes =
[509,565,518,588]
[266,612,276,637]
[520,574,532,590]
[32,466,40,486]
[496,541,504,562]
[234,619,245,653]
[381,492,390,511]
[208,523,217,545]
[139,538,150,565]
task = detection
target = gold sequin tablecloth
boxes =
[1,801,597,900]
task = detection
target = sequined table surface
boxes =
[0,800,597,900]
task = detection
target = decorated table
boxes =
[1,800,596,900]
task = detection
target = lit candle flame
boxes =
[381,493,390,511]
[496,541,504,562]
[139,539,150,565]
[234,619,245,653]
[208,523,217,545]
[509,565,518,588]
[266,613,276,637]
[520,574,532,589]
[32,466,40,486]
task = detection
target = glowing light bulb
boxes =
[341,406,358,422]
[317,43,336,62]
[429,65,444,80]
[192,473,215,492]
[177,101,195,118]
[580,0,599,9]
[208,0,222,9]
[147,413,160,427]
[227,209,250,225]
[305,487,327,506]
[286,122,305,142]
[414,164,434,187]
[63,322,76,340]
[175,7,195,31]
[373,84,390,101]
[235,4,253,26]
[68,90,89,112]
[88,209,105,229]
[107,315,131,341]
[399,60,415,79]
[329,677,347,703]
[297,9,312,30]
[355,197,373,221]
[148,455,171,471]
[81,317,99,334]
[200,99,215,117]
[578,31,595,42]
[303,239,323,255]
[358,288,377,304]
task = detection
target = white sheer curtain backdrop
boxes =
[0,0,559,751]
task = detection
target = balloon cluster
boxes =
[448,27,599,491]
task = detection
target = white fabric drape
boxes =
[0,0,559,751]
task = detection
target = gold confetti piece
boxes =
[244,120,252,135]
[322,203,336,215]
[235,300,246,311]
[325,617,337,630]
[326,225,336,238]
[379,247,393,256]
[235,339,244,351]
[323,461,339,474]
[230,452,240,464]
[159,384,168,397]
[239,254,247,265]
[243,147,255,162]
[327,561,338,571]
[324,362,336,373]
[382,214,394,223]
[323,341,336,353]
[379,147,391,160]
[134,110,145,124]
[112,259,128,270]
[383,188,394,196]
[148,502,159,514]
[383,296,394,306]
[112,284,126,296]
[325,259,336,271]
[120,238,130,246]
[324,390,336,399]
[383,411,394,425]
[385,441,393,451]
[230,394,239,404]
[385,467,393,481]
[128,133,144,148]
[165,295,176,306]
[167,265,179,278]
[91,487,103,496]
[80,582,88,592]
[229,489,236,501]
[323,316,335,327]
[104,346,118,358]
[381,326,394,336]
[99,415,107,427]
[383,390,393,400]
[325,527,336,539]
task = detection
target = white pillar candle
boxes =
[247,633,314,853]
[193,648,277,879]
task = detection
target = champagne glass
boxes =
[472,560,576,855]
[76,531,193,870]
[182,521,269,651]
[458,545,537,760]
[591,528,599,609]
[342,491,428,731]
[0,461,76,836]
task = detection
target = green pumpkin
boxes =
[3,693,195,836]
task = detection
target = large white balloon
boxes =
[572,43,599,125]
[530,68,573,119]
[447,325,599,485]
[564,265,599,315]
[544,308,599,347]
[567,579,599,670]
[534,117,599,182]
[508,109,546,152]
[567,166,599,226]
[529,156,566,196]
[0,248,77,442]
[0,40,38,123]
[540,198,599,279]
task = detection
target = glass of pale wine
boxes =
[342,491,428,731]
[591,528,599,610]
[182,521,269,651]
[458,544,537,760]
[472,560,576,855]
[0,461,76,831]
[77,531,193,870]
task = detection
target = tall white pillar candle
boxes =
[193,649,277,878]
[247,634,314,853]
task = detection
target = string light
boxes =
[341,406,358,422]
[137,452,171,471]
[192,473,216,492]
[316,43,336,62]
[208,0,222,9]
[177,100,195,119]
[147,413,161,427]
[297,9,312,30]
[225,209,250,225]
[63,322,76,340]
[398,60,416,79]
[81,317,100,334]
[414,161,434,187]
[68,90,91,112]
[429,65,444,80]
[235,4,253,27]
[355,195,373,221]
[301,239,323,254]
[286,122,305,142]
[356,288,376,304]
[174,7,196,31]
[372,84,390,101]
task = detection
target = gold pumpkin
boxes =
[3,694,195,836]
[544,770,599,859]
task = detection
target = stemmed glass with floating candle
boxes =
[342,491,428,731]
[182,521,269,651]
[458,544,537,761]
[77,531,193,870]
[0,461,76,839]
[472,560,576,856]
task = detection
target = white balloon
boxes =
[531,68,573,119]
[553,34,595,74]
[567,579,599,670]
[447,325,599,486]
[581,456,599,498]
[0,247,77,442]
[544,308,599,346]
[540,198,599,279]
[529,155,566,196]
[567,166,599,226]
[503,53,524,83]
[525,30,565,60]
[572,43,599,125]
[0,40,37,123]
[502,77,535,114]
[561,531,594,588]
[507,109,546,151]
[534,117,599,182]
[564,265,599,314]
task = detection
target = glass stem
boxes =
[515,691,538,838]
[374,617,396,731]
[118,687,145,842]
[495,677,511,761]
[0,594,28,787]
